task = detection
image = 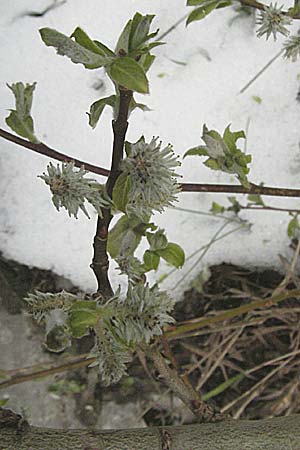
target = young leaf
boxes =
[108,57,149,93]
[183,146,208,158]
[71,27,115,57]
[68,303,99,338]
[287,214,300,239]
[112,173,132,212]
[156,243,185,268]
[39,28,114,69]
[143,250,160,271]
[129,97,151,115]
[204,159,221,170]
[107,215,141,258]
[5,82,39,143]
[247,194,265,206]
[88,95,116,129]
[115,18,132,54]
[211,201,225,214]
[129,13,155,51]
[187,0,210,4]
[146,229,168,251]
[187,1,229,25]
[139,53,156,72]
[223,125,245,152]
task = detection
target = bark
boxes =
[1,414,300,450]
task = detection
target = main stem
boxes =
[91,88,133,298]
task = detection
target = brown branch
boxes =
[240,205,300,214]
[238,0,300,17]
[91,88,133,297]
[2,129,300,199]
[0,128,109,177]
[180,183,300,197]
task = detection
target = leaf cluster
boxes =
[184,124,251,188]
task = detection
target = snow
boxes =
[0,0,300,298]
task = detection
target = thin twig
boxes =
[239,50,283,94]
[241,204,300,214]
[0,354,95,390]
[142,344,227,422]
[0,128,109,177]
[156,13,189,41]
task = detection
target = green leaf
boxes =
[223,125,245,152]
[187,0,213,4]
[129,13,155,51]
[109,57,149,93]
[143,250,160,270]
[68,302,99,338]
[204,159,221,170]
[183,146,208,158]
[146,229,168,251]
[115,18,132,54]
[287,215,300,239]
[88,95,116,129]
[252,95,262,104]
[39,28,114,69]
[0,398,9,407]
[107,215,142,258]
[202,373,244,401]
[5,82,39,143]
[186,1,228,24]
[139,53,156,72]
[129,98,151,115]
[71,27,115,57]
[227,196,241,214]
[247,194,265,206]
[210,201,225,214]
[156,243,185,268]
[112,174,132,212]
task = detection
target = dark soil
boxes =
[1,253,300,427]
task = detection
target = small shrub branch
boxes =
[1,128,300,199]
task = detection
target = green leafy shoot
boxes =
[227,196,242,214]
[5,82,39,143]
[109,13,164,93]
[39,27,115,69]
[115,12,161,56]
[184,124,251,188]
